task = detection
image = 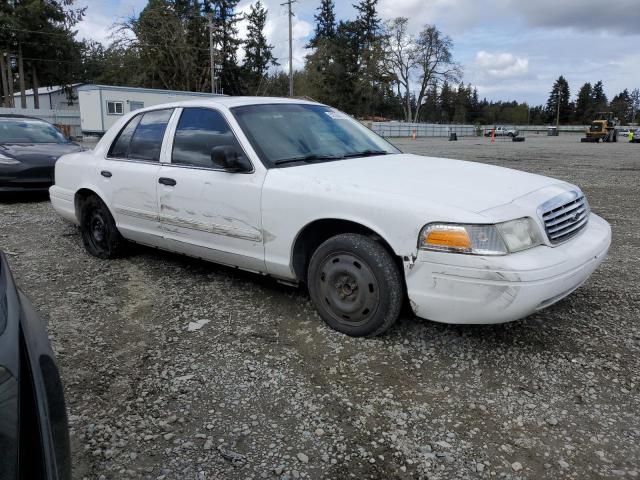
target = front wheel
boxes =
[307,233,403,337]
[79,196,127,259]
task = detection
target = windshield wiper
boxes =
[274,154,341,166]
[340,149,389,159]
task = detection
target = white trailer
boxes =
[78,84,223,134]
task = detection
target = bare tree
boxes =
[381,17,417,122]
[412,25,461,122]
[382,19,461,122]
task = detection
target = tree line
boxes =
[545,75,639,125]
[1,0,639,126]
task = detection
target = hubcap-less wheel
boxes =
[80,196,127,259]
[317,251,380,327]
[88,211,109,251]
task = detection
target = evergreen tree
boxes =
[545,75,571,124]
[1,0,85,107]
[610,89,631,123]
[630,88,640,124]
[209,0,244,95]
[325,20,360,112]
[354,0,380,46]
[438,81,454,123]
[574,82,592,123]
[419,84,438,122]
[307,0,336,48]
[352,0,385,117]
[592,80,608,112]
[243,0,278,95]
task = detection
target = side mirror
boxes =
[210,145,250,172]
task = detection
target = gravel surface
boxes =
[1,134,639,479]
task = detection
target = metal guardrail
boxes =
[369,122,637,138]
[370,122,476,138]
[0,107,82,137]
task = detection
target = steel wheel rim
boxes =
[316,251,380,326]
[87,210,108,251]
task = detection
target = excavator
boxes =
[581,112,618,142]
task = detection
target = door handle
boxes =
[158,177,177,186]
[100,170,112,178]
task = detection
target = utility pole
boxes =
[207,12,217,94]
[281,0,297,97]
[556,90,562,128]
[17,44,26,109]
[0,53,9,108]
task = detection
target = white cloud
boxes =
[75,0,147,44]
[474,51,530,79]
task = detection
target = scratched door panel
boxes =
[100,159,165,246]
[158,166,266,273]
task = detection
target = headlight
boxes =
[0,152,20,165]
[496,217,543,253]
[419,218,542,255]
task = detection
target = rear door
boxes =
[99,109,174,247]
[157,107,266,272]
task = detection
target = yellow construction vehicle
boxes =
[581,112,618,142]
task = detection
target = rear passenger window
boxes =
[172,108,247,168]
[108,114,142,158]
[128,109,173,162]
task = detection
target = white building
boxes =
[78,84,224,134]
[12,84,83,110]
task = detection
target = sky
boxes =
[74,0,640,105]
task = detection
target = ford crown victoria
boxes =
[49,98,611,337]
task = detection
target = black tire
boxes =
[307,233,403,337]
[79,195,127,259]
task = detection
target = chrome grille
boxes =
[540,193,589,244]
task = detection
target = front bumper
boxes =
[406,213,611,324]
[0,164,54,192]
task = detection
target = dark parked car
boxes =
[0,251,71,479]
[0,115,83,193]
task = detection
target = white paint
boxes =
[50,96,612,326]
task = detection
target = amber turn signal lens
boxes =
[424,228,471,249]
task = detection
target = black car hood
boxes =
[0,142,83,164]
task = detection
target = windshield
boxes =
[231,104,399,167]
[0,117,69,144]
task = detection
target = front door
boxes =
[157,107,266,273]
[98,108,174,246]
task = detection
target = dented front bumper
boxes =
[405,213,611,324]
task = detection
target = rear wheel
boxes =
[79,196,127,259]
[307,233,403,337]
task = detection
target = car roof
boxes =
[142,96,323,111]
[0,114,44,121]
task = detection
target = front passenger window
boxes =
[172,108,248,169]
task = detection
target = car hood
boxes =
[0,143,83,163]
[273,153,566,214]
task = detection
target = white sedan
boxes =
[50,97,611,337]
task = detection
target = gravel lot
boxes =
[1,134,639,479]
